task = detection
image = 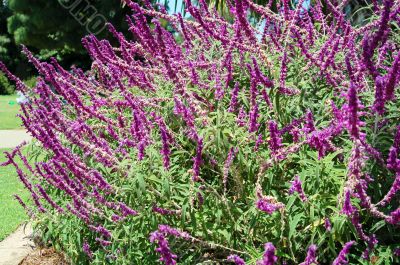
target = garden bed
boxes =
[19,248,68,265]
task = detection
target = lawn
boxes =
[0,94,22,130]
[0,148,29,241]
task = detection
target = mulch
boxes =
[18,248,68,265]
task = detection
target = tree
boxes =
[0,0,29,80]
[6,0,132,69]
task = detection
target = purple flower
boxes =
[361,0,392,79]
[325,218,332,232]
[341,189,356,216]
[257,242,277,265]
[332,241,355,265]
[237,107,247,127]
[289,175,308,202]
[394,126,400,149]
[154,115,173,169]
[279,51,288,90]
[152,206,180,216]
[214,70,224,100]
[149,225,191,265]
[192,137,203,181]
[149,231,177,265]
[304,110,315,133]
[227,254,246,265]
[372,76,386,114]
[268,120,282,152]
[361,234,378,260]
[300,244,318,265]
[386,208,400,225]
[249,103,260,133]
[234,0,256,43]
[384,52,400,101]
[89,225,112,238]
[36,184,64,213]
[157,225,190,239]
[251,57,274,88]
[95,238,112,247]
[254,133,263,151]
[229,82,240,112]
[111,214,123,222]
[261,89,272,108]
[256,197,284,215]
[347,80,362,139]
[378,173,400,206]
[394,247,400,256]
[119,202,138,217]
[83,241,93,259]
[189,61,200,85]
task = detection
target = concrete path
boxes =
[0,130,32,149]
[0,223,34,265]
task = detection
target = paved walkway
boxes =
[0,130,32,149]
[0,223,34,265]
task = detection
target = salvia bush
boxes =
[1,0,400,264]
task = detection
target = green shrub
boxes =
[23,76,37,88]
[0,72,14,95]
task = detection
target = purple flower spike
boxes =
[257,242,277,265]
[325,218,332,232]
[268,120,282,153]
[229,82,240,112]
[289,175,308,202]
[237,107,247,127]
[149,225,191,265]
[227,254,246,265]
[95,238,112,247]
[256,196,284,215]
[149,231,177,265]
[372,76,386,115]
[394,247,400,256]
[154,115,173,169]
[300,244,318,265]
[361,234,378,260]
[332,241,355,265]
[249,102,260,133]
[384,52,400,101]
[192,138,204,181]
[347,82,362,139]
[378,173,400,206]
[152,206,179,216]
[341,189,355,216]
[304,110,315,133]
[254,133,263,151]
[386,208,400,225]
[119,202,138,217]
[83,241,93,259]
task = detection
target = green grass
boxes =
[0,148,29,241]
[0,95,22,130]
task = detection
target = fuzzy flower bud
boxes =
[257,242,277,265]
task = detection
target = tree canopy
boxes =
[6,0,132,68]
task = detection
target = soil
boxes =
[18,248,68,265]
[0,223,68,265]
